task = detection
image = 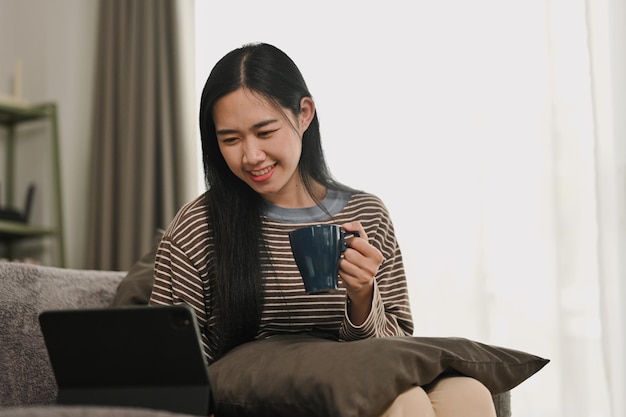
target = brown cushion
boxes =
[110,229,164,306]
[208,334,549,417]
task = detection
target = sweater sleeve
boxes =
[150,234,218,364]
[338,201,414,340]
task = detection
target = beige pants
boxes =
[379,376,497,417]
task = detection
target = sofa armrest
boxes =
[493,391,511,417]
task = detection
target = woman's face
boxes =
[213,87,315,207]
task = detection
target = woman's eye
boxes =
[220,137,238,144]
[258,130,276,138]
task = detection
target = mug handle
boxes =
[340,230,360,252]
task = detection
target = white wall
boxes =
[0,0,98,268]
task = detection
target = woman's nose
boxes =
[242,138,265,164]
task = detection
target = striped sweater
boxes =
[149,189,414,364]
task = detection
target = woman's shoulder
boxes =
[159,193,213,266]
[341,190,398,240]
[174,193,209,219]
[164,193,210,238]
[344,190,389,212]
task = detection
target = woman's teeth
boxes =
[252,164,275,176]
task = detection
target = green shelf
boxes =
[0,102,56,125]
[0,101,66,266]
[0,219,58,238]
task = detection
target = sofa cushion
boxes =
[209,334,548,417]
[0,262,124,407]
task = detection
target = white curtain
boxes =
[193,0,626,415]
[587,0,626,416]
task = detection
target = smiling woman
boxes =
[192,1,625,416]
[148,41,511,417]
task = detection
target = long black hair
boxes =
[199,43,351,357]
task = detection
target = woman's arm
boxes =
[150,235,218,364]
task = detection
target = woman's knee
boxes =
[427,376,496,417]
[379,386,435,417]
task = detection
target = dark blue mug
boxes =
[288,224,360,294]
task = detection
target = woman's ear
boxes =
[298,97,316,132]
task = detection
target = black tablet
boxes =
[39,304,213,416]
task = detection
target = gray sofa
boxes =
[0,262,195,417]
[0,261,511,416]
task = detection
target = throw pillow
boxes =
[110,229,164,306]
[209,334,549,417]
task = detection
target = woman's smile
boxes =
[249,163,277,182]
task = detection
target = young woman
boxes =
[149,42,496,417]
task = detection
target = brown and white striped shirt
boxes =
[150,189,414,364]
